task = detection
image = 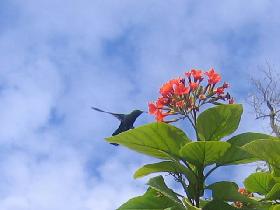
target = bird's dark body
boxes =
[92,107,143,146]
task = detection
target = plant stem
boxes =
[181,160,198,179]
[204,165,219,180]
[195,169,204,207]
[178,174,194,205]
[186,115,196,131]
[192,109,200,141]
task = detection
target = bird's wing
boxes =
[112,126,123,136]
[91,106,125,121]
[112,122,128,136]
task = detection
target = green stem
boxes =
[178,174,194,205]
[186,115,196,131]
[181,160,199,179]
[193,110,200,141]
[204,165,219,180]
[195,169,203,208]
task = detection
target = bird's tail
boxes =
[91,106,108,113]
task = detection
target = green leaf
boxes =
[203,200,254,210]
[216,145,255,166]
[227,132,276,147]
[180,141,231,167]
[274,176,280,184]
[265,183,280,200]
[183,198,201,209]
[203,200,237,210]
[199,199,210,208]
[272,166,280,177]
[207,181,257,204]
[272,205,280,210]
[133,161,195,182]
[147,175,182,205]
[197,104,243,141]
[243,140,280,169]
[244,172,276,195]
[106,122,190,159]
[117,188,185,210]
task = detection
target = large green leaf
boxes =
[197,104,243,141]
[273,166,280,177]
[272,205,280,210]
[133,161,195,182]
[147,176,182,205]
[274,176,280,184]
[203,200,237,210]
[180,141,231,167]
[117,188,185,210]
[244,172,276,195]
[207,181,257,204]
[227,132,275,147]
[203,200,256,210]
[243,140,280,169]
[216,145,255,166]
[106,122,190,159]
[265,183,280,200]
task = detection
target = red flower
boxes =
[238,188,253,197]
[160,82,173,96]
[238,188,246,194]
[156,110,167,122]
[190,82,199,90]
[234,188,253,208]
[149,67,233,123]
[156,97,169,108]
[214,87,224,95]
[148,102,157,114]
[176,100,184,108]
[191,69,203,81]
[174,83,190,95]
[170,78,181,85]
[205,68,221,84]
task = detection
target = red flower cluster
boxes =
[238,188,253,196]
[149,68,234,122]
[234,188,253,208]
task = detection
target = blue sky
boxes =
[0,0,280,209]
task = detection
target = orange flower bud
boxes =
[199,94,206,100]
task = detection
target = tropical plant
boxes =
[105,68,279,209]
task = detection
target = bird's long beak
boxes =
[142,111,148,114]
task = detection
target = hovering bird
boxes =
[92,107,144,146]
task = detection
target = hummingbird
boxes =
[91,107,144,146]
